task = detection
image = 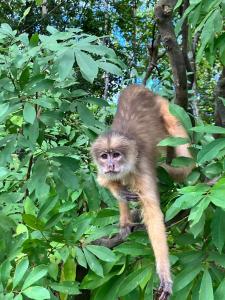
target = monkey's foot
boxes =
[120,224,132,239]
[155,280,172,300]
[120,189,139,202]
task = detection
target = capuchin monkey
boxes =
[91,84,193,300]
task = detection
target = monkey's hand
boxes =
[155,279,172,300]
[120,188,139,202]
[120,224,132,239]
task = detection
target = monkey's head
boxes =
[91,132,138,180]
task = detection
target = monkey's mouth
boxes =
[105,171,119,174]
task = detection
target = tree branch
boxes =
[92,209,189,248]
[154,0,188,109]
[143,31,161,86]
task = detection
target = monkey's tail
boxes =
[161,163,194,183]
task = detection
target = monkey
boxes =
[91,84,193,300]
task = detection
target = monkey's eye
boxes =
[101,153,108,159]
[113,152,121,158]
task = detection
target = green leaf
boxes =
[115,242,150,256]
[19,67,30,88]
[22,286,50,300]
[38,195,58,218]
[215,278,225,300]
[62,257,76,281]
[13,257,29,288]
[98,61,122,75]
[23,103,36,124]
[85,245,116,262]
[188,197,211,226]
[166,193,203,221]
[158,137,189,147]
[208,252,225,269]
[190,213,205,238]
[0,103,9,119]
[22,265,48,289]
[191,125,225,134]
[211,208,225,253]
[171,157,194,167]
[45,213,63,229]
[197,138,225,164]
[199,270,214,300]
[83,175,101,210]
[173,265,202,292]
[83,248,103,277]
[169,103,192,132]
[59,166,79,190]
[118,267,149,296]
[50,281,80,295]
[22,214,45,231]
[210,188,225,209]
[77,102,98,127]
[48,263,58,281]
[58,48,75,80]
[0,167,9,178]
[203,163,223,178]
[74,49,98,83]
[75,247,87,268]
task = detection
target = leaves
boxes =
[199,270,214,300]
[197,138,225,164]
[158,137,189,147]
[58,48,75,80]
[173,265,202,292]
[83,248,104,277]
[50,281,80,295]
[85,245,116,262]
[74,49,98,83]
[117,267,149,296]
[22,286,50,300]
[211,208,225,253]
[23,103,36,124]
[13,257,29,288]
[22,265,48,289]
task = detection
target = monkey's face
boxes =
[91,133,138,180]
[98,150,127,178]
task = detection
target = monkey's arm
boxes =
[97,176,138,237]
[136,172,172,300]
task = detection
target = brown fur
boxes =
[91,84,193,299]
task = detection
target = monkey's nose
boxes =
[108,163,115,171]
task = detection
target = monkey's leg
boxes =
[158,98,194,182]
[137,176,172,300]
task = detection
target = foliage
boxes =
[0,0,225,299]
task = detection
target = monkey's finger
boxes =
[158,291,170,300]
[157,281,172,300]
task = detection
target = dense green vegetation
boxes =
[0,1,225,299]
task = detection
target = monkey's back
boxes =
[112,84,166,155]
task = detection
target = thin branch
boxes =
[143,28,161,85]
